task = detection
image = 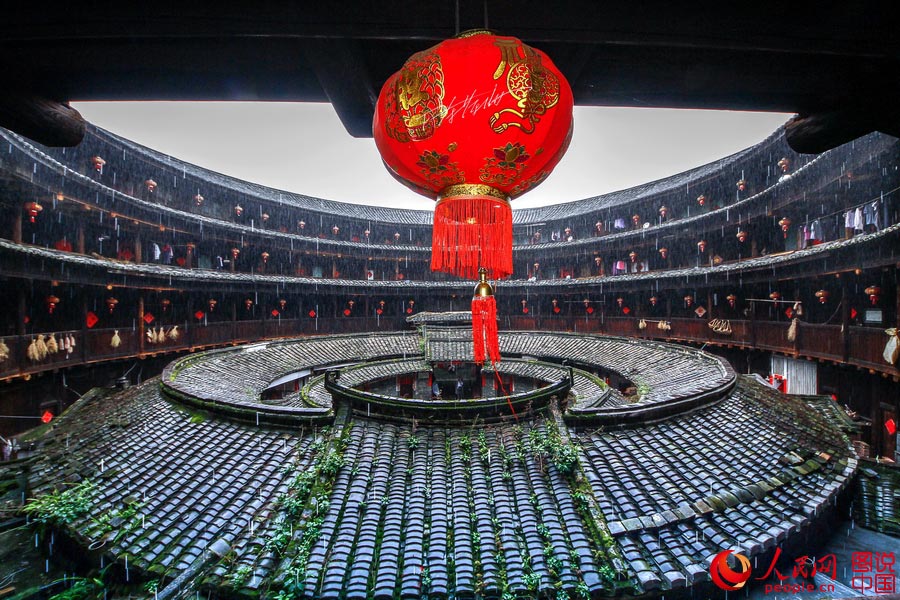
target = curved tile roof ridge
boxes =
[84,122,786,225]
[3,221,897,291]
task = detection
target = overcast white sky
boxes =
[72,102,791,210]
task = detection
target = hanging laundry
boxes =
[613,218,626,229]
[151,242,161,261]
[864,200,880,230]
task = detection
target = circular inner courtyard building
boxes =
[21,323,857,599]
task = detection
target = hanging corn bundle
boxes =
[35,334,48,360]
[46,334,59,354]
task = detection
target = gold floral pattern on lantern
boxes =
[384,50,447,142]
[416,150,464,189]
[480,142,531,186]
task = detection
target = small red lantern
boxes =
[777,157,790,173]
[394,232,401,242]
[374,30,574,280]
[769,291,782,301]
[234,204,244,217]
[696,194,706,207]
[521,299,528,314]
[658,247,668,259]
[145,178,157,192]
[736,230,748,243]
[91,156,106,173]
[46,295,60,314]
[261,213,270,223]
[208,299,217,312]
[628,251,638,263]
[161,298,171,312]
[616,297,624,307]
[649,296,659,307]
[726,294,737,308]
[658,206,668,219]
[552,298,561,314]
[231,247,240,261]
[684,295,693,307]
[24,201,43,223]
[406,299,415,315]
[332,225,340,236]
[865,285,881,305]
[308,309,317,318]
[297,219,306,230]
[343,308,352,317]
[376,300,385,316]
[364,229,371,239]
[193,193,204,206]
[737,179,747,192]
[106,297,119,313]
[594,256,603,269]
[778,217,792,238]
[279,299,287,311]
[815,290,829,304]
[697,240,707,253]
[261,251,270,264]
[631,214,641,227]
[244,299,253,311]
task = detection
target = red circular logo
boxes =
[710,550,752,591]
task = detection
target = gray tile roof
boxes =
[24,332,855,597]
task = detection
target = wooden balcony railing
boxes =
[0,316,896,381]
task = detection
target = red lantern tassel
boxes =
[432,194,512,280]
[471,295,500,365]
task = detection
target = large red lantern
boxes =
[374,30,574,280]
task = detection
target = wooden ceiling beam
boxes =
[0,93,85,147]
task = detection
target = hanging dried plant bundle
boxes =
[35,334,48,360]
[111,330,121,348]
[46,334,59,354]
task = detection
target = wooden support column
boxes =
[134,233,142,264]
[76,224,85,254]
[137,296,145,354]
[841,280,851,363]
[81,293,88,363]
[16,288,26,336]
[186,296,194,348]
[231,299,237,342]
[749,301,757,348]
[11,211,22,244]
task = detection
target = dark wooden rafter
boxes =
[0,3,897,147]
[305,38,377,138]
[0,93,85,147]
[785,107,900,155]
